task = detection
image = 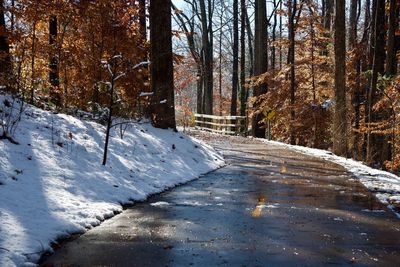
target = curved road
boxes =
[41,134,400,267]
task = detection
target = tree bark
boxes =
[288,0,297,145]
[230,0,239,116]
[366,0,387,165]
[49,15,60,105]
[333,0,347,156]
[323,0,333,30]
[149,0,176,129]
[271,0,277,70]
[0,0,12,91]
[199,0,213,115]
[252,0,268,138]
[139,0,146,40]
[349,0,361,159]
[386,0,399,76]
[239,0,246,117]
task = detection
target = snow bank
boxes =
[261,139,400,219]
[0,95,224,266]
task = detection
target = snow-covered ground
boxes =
[261,139,400,219]
[0,96,224,266]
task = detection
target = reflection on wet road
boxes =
[41,136,400,267]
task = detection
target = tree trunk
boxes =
[245,8,253,78]
[271,0,277,70]
[0,0,12,92]
[361,0,371,160]
[349,0,361,159]
[230,0,239,116]
[199,0,213,115]
[252,0,267,138]
[30,21,37,104]
[218,11,223,116]
[333,0,347,156]
[279,0,282,69]
[366,0,387,165]
[139,0,146,40]
[239,0,246,117]
[149,0,176,129]
[386,0,399,76]
[49,15,60,105]
[49,16,59,86]
[288,0,297,145]
[323,0,333,30]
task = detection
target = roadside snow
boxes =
[261,139,400,219]
[0,96,224,266]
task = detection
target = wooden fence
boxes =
[194,114,247,136]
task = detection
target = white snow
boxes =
[139,92,154,97]
[0,95,224,266]
[262,139,400,219]
[150,201,170,207]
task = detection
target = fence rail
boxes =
[194,114,247,136]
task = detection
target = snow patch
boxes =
[0,95,224,266]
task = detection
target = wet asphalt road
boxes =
[41,135,400,267]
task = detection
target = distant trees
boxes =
[173,0,214,115]
[0,0,147,112]
[0,0,399,171]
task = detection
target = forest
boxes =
[0,0,399,171]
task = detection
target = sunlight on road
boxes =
[252,196,267,218]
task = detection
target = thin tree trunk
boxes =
[30,21,37,104]
[324,0,333,30]
[0,0,12,92]
[288,0,297,145]
[245,8,253,78]
[231,0,239,116]
[271,0,277,70]
[139,0,146,40]
[366,0,386,165]
[219,16,223,116]
[279,0,282,69]
[239,0,246,117]
[361,0,370,160]
[349,0,360,159]
[102,71,115,166]
[49,15,60,104]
